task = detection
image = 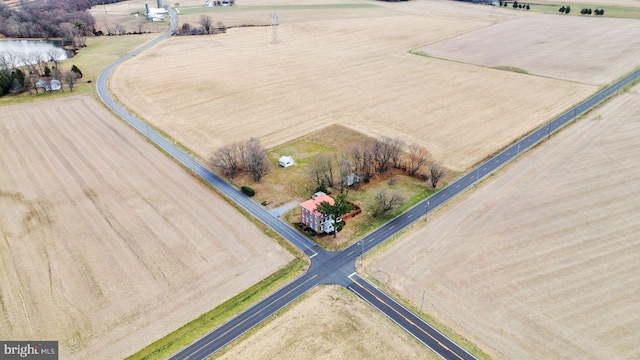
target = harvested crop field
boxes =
[368,84,640,359]
[110,0,595,172]
[417,14,640,85]
[0,95,292,359]
[89,0,168,35]
[216,285,438,360]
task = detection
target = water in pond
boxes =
[0,40,74,67]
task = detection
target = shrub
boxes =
[241,185,255,197]
[71,65,83,78]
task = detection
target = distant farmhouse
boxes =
[300,192,335,234]
[145,1,168,21]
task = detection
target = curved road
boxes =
[96,7,640,360]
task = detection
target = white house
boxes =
[35,79,61,91]
[278,156,294,168]
[146,6,167,21]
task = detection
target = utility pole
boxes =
[270,11,278,44]
[424,201,429,222]
[420,290,425,313]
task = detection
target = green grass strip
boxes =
[366,275,493,360]
[493,66,528,74]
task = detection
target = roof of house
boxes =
[279,156,294,166]
[300,193,334,214]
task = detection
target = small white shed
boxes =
[278,156,294,168]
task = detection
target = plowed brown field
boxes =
[0,95,291,359]
[110,1,595,172]
[369,84,640,359]
[417,14,640,85]
[216,286,439,360]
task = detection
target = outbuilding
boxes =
[278,156,294,168]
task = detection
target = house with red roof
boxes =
[300,192,335,234]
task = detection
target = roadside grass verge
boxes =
[126,257,307,360]
[493,65,528,74]
[364,274,492,360]
[207,285,323,359]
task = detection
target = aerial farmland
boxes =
[0,96,292,359]
[2,0,640,358]
[368,84,640,359]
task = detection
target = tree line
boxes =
[306,136,446,195]
[210,138,270,182]
[0,50,83,97]
[177,15,227,36]
[498,1,530,10]
[0,0,94,42]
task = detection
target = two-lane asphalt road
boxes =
[96,6,639,359]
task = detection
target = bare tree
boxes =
[46,49,63,68]
[429,162,445,188]
[199,15,213,34]
[136,17,146,34]
[335,152,353,194]
[181,22,191,35]
[349,140,374,184]
[371,136,405,174]
[308,156,324,188]
[23,74,34,94]
[18,52,39,76]
[60,22,77,43]
[242,138,269,182]
[217,21,226,33]
[31,51,47,75]
[0,51,18,71]
[308,154,333,188]
[388,137,405,169]
[63,70,78,91]
[371,190,404,217]
[211,143,241,177]
[106,23,116,36]
[404,144,430,176]
[115,24,126,35]
[51,67,63,92]
[28,74,39,94]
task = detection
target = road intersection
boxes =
[96,7,639,360]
